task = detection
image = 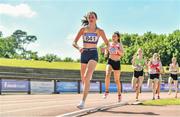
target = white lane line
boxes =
[1,97,82,104]
[1,99,80,107]
[0,93,124,100]
[58,101,129,117]
[0,95,100,103]
[0,95,99,100]
[0,99,107,114]
[0,95,106,104]
[1,97,79,103]
[1,98,78,105]
[0,103,75,114]
[1,97,107,107]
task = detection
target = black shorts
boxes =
[134,70,144,78]
[150,74,160,79]
[107,58,121,70]
[81,48,98,64]
[170,74,178,80]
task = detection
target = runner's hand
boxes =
[79,48,84,53]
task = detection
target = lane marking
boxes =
[0,100,107,114]
[58,101,129,117]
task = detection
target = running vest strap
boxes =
[169,63,179,74]
[149,62,160,73]
[109,43,120,55]
[134,58,145,71]
[135,58,145,66]
[83,28,99,44]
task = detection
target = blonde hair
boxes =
[172,57,177,64]
[152,53,159,60]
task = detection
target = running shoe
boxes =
[136,98,139,102]
[168,91,171,95]
[103,92,109,99]
[77,101,85,109]
[118,94,122,102]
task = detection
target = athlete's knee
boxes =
[132,83,136,89]
[114,78,120,84]
[168,77,172,83]
[84,71,93,79]
[105,76,111,82]
[83,79,90,87]
[106,72,111,78]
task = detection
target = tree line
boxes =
[99,29,180,66]
[0,30,75,62]
[0,29,180,65]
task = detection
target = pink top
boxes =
[109,42,121,55]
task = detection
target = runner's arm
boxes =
[72,28,84,51]
[99,29,109,48]
[117,43,124,57]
